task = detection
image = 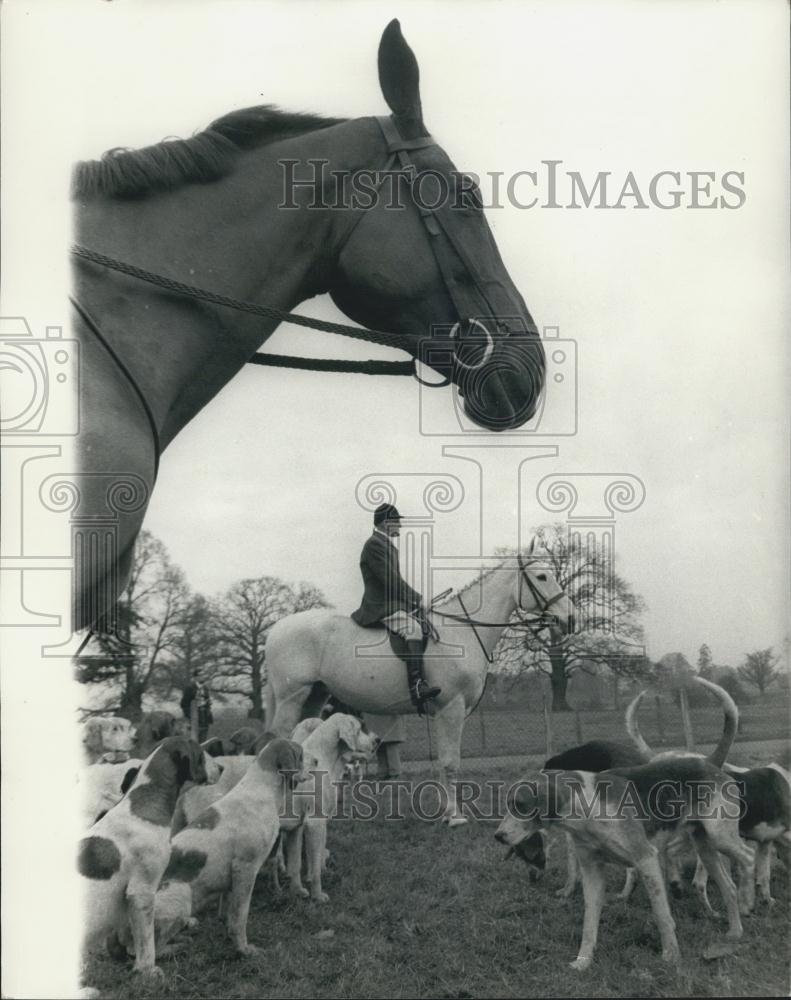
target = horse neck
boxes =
[441,566,519,661]
[74,120,375,447]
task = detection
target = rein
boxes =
[70,115,507,388]
[70,244,418,379]
[431,558,568,665]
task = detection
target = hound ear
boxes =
[175,749,193,785]
[337,716,359,752]
[278,741,302,776]
[378,19,426,136]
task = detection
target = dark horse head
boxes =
[329,20,545,431]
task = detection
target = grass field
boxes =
[84,756,790,999]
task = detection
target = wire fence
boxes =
[210,691,790,764]
[395,695,790,762]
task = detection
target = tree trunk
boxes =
[548,645,572,711]
[249,655,264,720]
[119,680,144,721]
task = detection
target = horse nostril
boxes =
[494,830,507,844]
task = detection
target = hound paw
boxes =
[662,947,682,964]
[311,891,330,904]
[570,957,592,972]
[238,944,262,958]
[290,885,310,899]
[447,816,468,829]
[555,885,575,900]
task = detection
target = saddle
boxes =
[358,614,434,662]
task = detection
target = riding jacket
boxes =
[351,531,422,627]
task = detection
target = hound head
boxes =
[494,777,545,850]
[83,716,137,760]
[148,736,209,789]
[332,714,378,761]
[504,831,549,881]
[258,738,308,786]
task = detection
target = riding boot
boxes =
[405,640,441,716]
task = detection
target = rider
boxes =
[351,503,441,714]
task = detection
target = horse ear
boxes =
[527,537,536,556]
[378,19,426,136]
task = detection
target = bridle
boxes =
[432,556,571,666]
[515,554,569,630]
[69,114,515,476]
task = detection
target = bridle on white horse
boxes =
[69,114,527,477]
[433,555,571,666]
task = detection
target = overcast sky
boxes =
[11,0,790,668]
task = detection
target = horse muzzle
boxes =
[456,337,545,432]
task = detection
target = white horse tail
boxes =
[624,688,653,759]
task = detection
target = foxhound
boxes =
[281,713,378,903]
[507,740,648,897]
[78,737,208,978]
[154,739,306,956]
[79,752,223,828]
[626,685,791,907]
[496,755,755,971]
[81,716,137,765]
[173,721,320,833]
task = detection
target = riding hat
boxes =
[373,503,401,525]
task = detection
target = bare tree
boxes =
[738,647,781,695]
[151,594,222,709]
[493,525,648,711]
[212,577,330,719]
[77,531,192,719]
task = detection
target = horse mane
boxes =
[436,562,506,607]
[72,104,347,200]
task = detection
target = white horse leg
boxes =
[270,683,314,736]
[433,696,467,828]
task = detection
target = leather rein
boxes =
[70,114,511,478]
[431,556,569,665]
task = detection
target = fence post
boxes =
[543,690,553,758]
[478,706,487,752]
[575,710,583,744]
[679,687,695,750]
[655,695,665,745]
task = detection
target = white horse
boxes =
[264,550,575,826]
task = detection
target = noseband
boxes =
[516,554,568,629]
[70,115,515,473]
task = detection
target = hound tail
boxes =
[625,676,738,767]
[624,689,653,759]
[695,676,739,768]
